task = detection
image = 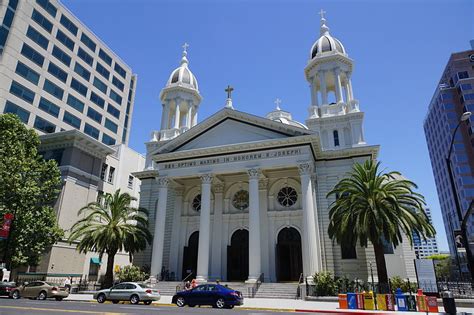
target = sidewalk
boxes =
[65,294,474,314]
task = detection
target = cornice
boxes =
[132,169,159,179]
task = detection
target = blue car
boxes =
[172,284,244,309]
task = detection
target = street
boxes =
[0,298,313,315]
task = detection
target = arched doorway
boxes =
[227,229,249,281]
[182,231,199,280]
[276,227,302,281]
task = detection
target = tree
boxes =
[0,114,63,268]
[68,190,152,289]
[116,265,148,282]
[426,254,451,280]
[327,160,435,291]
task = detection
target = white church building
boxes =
[134,14,416,283]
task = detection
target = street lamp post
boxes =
[445,111,474,280]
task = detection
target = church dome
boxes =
[166,49,199,90]
[310,15,346,59]
[266,100,308,129]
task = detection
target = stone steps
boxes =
[254,282,300,299]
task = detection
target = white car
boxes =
[93,282,160,305]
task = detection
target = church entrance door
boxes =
[227,229,249,281]
[182,231,199,280]
[276,227,302,282]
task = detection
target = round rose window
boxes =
[232,190,249,210]
[277,187,298,207]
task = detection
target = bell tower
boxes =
[305,11,366,150]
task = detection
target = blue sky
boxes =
[63,0,474,251]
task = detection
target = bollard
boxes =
[442,290,456,315]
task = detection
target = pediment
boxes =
[155,108,312,155]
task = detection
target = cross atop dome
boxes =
[181,42,189,65]
[182,42,189,53]
[319,9,329,36]
[318,9,326,20]
[274,98,282,110]
[225,85,234,109]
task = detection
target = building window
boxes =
[36,0,57,17]
[107,166,115,183]
[192,194,201,212]
[341,244,357,259]
[4,101,30,123]
[382,237,394,254]
[112,76,124,91]
[66,94,84,113]
[98,49,112,66]
[127,175,134,189]
[26,26,48,49]
[52,45,71,66]
[31,9,53,33]
[74,62,91,81]
[333,130,340,147]
[114,63,126,78]
[38,97,60,117]
[90,92,105,108]
[70,78,88,97]
[80,33,96,52]
[100,163,108,181]
[102,133,115,145]
[21,44,44,66]
[63,111,81,129]
[47,62,67,82]
[458,71,469,80]
[95,62,110,80]
[59,15,78,36]
[15,62,40,85]
[232,190,249,210]
[10,80,35,104]
[106,104,120,119]
[109,89,122,105]
[93,77,107,94]
[104,118,117,133]
[277,186,298,207]
[43,79,64,100]
[34,116,55,133]
[77,47,93,66]
[87,107,102,123]
[56,29,74,51]
[84,123,99,139]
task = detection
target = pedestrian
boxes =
[63,277,71,292]
[185,281,191,290]
[191,279,197,289]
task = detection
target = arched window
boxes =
[192,194,201,212]
[333,130,340,147]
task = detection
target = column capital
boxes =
[214,183,224,193]
[200,173,213,184]
[298,163,314,175]
[156,176,169,188]
[247,168,260,180]
[258,178,269,190]
[333,68,341,74]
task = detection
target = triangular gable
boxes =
[155,108,312,154]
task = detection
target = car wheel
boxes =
[11,290,20,299]
[225,305,234,309]
[112,300,119,304]
[96,293,106,303]
[130,294,140,305]
[215,297,225,309]
[37,291,47,300]
[176,297,185,307]
[55,297,63,301]
[144,300,152,305]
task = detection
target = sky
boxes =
[62,0,474,251]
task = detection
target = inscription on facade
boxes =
[162,148,303,169]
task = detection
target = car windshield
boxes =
[137,283,152,289]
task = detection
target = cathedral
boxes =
[134,14,416,283]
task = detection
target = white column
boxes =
[210,183,224,280]
[310,76,319,107]
[344,85,350,104]
[160,104,167,130]
[174,99,181,129]
[346,72,354,101]
[246,168,261,283]
[334,69,343,104]
[298,163,320,280]
[186,101,193,128]
[150,177,169,279]
[319,71,328,105]
[192,107,198,126]
[259,178,270,282]
[168,187,183,278]
[161,102,170,130]
[196,174,212,283]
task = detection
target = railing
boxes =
[247,273,264,298]
[176,272,194,293]
[296,273,304,299]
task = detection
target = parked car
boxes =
[172,284,244,309]
[0,282,16,297]
[93,282,160,305]
[10,281,69,301]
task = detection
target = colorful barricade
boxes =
[395,288,408,311]
[416,289,428,312]
[338,294,348,309]
[356,293,364,309]
[347,293,357,309]
[376,294,387,310]
[406,295,417,311]
[364,291,375,310]
[426,296,439,313]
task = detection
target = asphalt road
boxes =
[0,298,310,315]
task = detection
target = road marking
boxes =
[0,305,124,314]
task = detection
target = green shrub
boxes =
[116,265,148,282]
[390,276,416,293]
[313,271,337,296]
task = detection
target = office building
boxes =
[413,208,439,258]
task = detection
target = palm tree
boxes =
[69,190,152,289]
[327,160,435,291]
